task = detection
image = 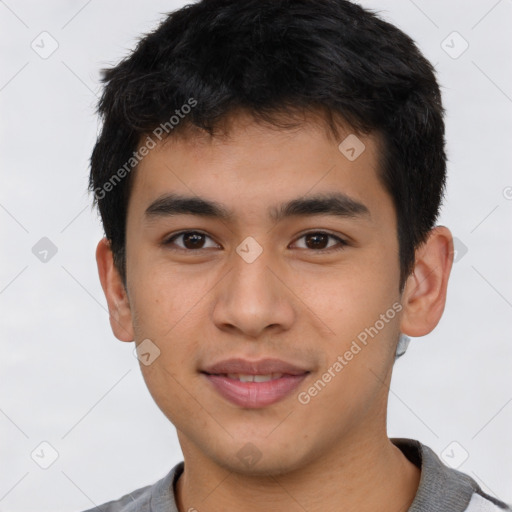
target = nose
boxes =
[212,248,296,339]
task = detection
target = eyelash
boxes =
[162,230,348,253]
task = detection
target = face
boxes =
[120,114,405,474]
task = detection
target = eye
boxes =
[291,231,347,252]
[162,230,347,253]
[163,231,221,251]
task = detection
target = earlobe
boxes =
[400,226,454,337]
[96,238,135,342]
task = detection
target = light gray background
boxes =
[1,1,511,510]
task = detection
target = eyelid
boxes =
[162,229,349,252]
[163,230,221,250]
[290,230,349,251]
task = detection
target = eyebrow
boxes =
[144,192,371,223]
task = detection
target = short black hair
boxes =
[89,0,446,291]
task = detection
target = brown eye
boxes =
[292,231,347,252]
[304,233,329,249]
[164,231,220,250]
[182,232,206,249]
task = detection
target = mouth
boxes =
[218,373,290,382]
[201,358,310,408]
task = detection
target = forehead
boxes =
[127,113,391,226]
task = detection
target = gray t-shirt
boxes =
[81,438,511,511]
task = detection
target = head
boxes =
[92,0,453,474]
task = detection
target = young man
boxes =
[86,0,511,510]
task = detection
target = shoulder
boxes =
[80,482,152,512]
[391,438,511,512]
[78,462,184,512]
[463,492,512,512]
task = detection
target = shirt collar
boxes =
[148,439,479,512]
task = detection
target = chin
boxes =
[223,453,305,477]
[207,435,313,477]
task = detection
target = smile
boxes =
[203,372,309,408]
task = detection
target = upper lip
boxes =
[202,358,310,376]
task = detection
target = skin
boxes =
[96,112,453,512]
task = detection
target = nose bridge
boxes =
[212,241,295,337]
[239,253,274,295]
[228,244,277,309]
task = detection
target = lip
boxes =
[201,358,310,408]
[202,357,309,376]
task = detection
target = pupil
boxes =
[184,232,204,249]
[306,233,328,249]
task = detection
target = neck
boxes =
[175,430,421,512]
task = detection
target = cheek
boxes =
[299,256,399,329]
[296,271,400,429]
[128,268,210,413]
[299,255,401,387]
[139,361,208,434]
[129,271,207,424]
[128,259,215,337]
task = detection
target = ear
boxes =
[96,237,134,342]
[400,226,454,337]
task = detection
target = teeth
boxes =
[226,373,284,382]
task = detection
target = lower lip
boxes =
[203,373,308,408]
